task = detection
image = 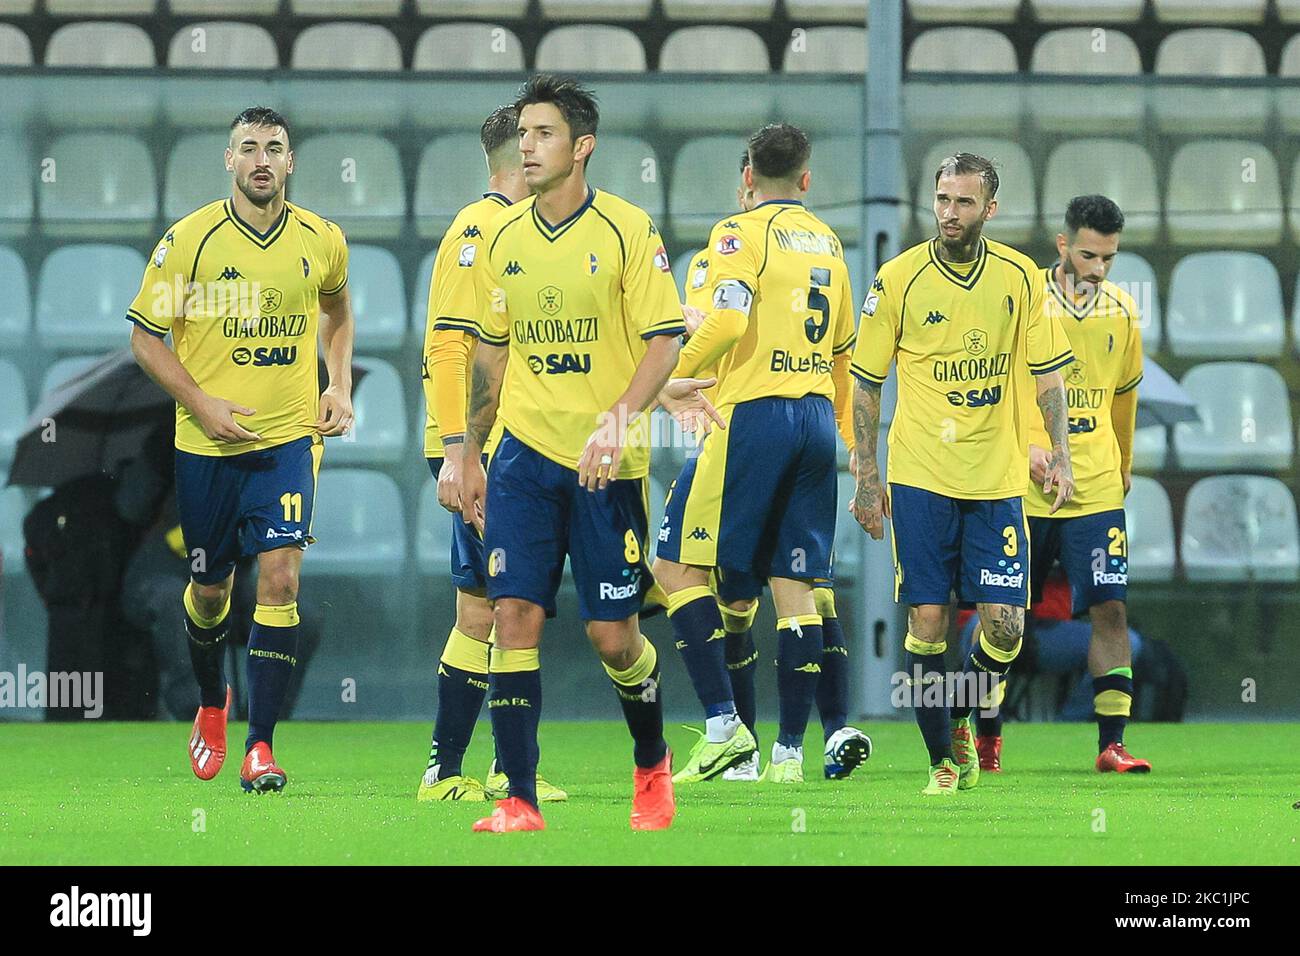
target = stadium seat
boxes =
[411,250,437,334]
[0,358,26,466]
[1106,252,1162,353]
[40,355,101,397]
[1152,0,1267,23]
[909,0,1019,21]
[1131,425,1168,471]
[1288,156,1300,242]
[164,134,232,222]
[587,135,665,221]
[905,29,1020,135]
[169,0,279,12]
[669,136,750,242]
[324,357,406,466]
[347,246,407,350]
[40,135,156,239]
[1280,0,1300,22]
[0,135,33,237]
[45,23,154,68]
[1181,476,1299,582]
[413,23,525,72]
[36,245,146,351]
[290,135,405,240]
[1040,140,1157,245]
[1166,252,1284,358]
[415,0,528,15]
[842,245,864,304]
[1,486,30,576]
[1173,362,1293,471]
[660,26,769,72]
[291,24,402,71]
[0,0,31,12]
[414,134,486,238]
[1165,141,1282,247]
[0,247,32,349]
[1153,30,1268,134]
[46,0,154,12]
[807,136,864,243]
[914,138,1034,243]
[1125,476,1176,582]
[1027,0,1144,21]
[306,469,406,577]
[1028,29,1142,133]
[416,477,453,576]
[167,22,278,69]
[664,0,775,20]
[0,24,32,66]
[1281,36,1300,133]
[782,26,866,74]
[539,0,653,18]
[785,0,867,21]
[290,0,403,15]
[646,475,669,543]
[535,26,646,73]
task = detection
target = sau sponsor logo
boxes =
[716,234,742,255]
[945,385,1003,408]
[1068,415,1097,434]
[528,352,591,375]
[233,345,298,367]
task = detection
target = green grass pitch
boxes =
[1,721,1296,865]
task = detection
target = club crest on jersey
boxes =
[963,329,988,356]
[653,245,671,273]
[459,243,477,268]
[538,285,563,316]
[588,253,598,274]
[259,288,283,313]
[1069,360,1087,385]
[716,234,742,256]
[301,257,310,278]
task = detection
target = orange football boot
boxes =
[189,687,231,780]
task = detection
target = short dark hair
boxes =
[514,74,599,141]
[1064,194,1125,236]
[739,150,751,174]
[480,104,519,155]
[747,123,810,181]
[230,106,290,142]
[934,152,999,200]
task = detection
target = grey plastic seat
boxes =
[587,135,665,221]
[1174,362,1293,471]
[536,25,646,73]
[905,29,1020,135]
[1028,0,1143,21]
[414,134,486,238]
[1105,252,1162,353]
[291,24,402,71]
[347,246,406,350]
[45,22,154,67]
[47,0,154,10]
[1040,140,1157,245]
[785,0,867,19]
[416,0,527,14]
[669,136,750,242]
[1279,0,1300,21]
[290,0,403,14]
[164,133,233,222]
[808,136,864,243]
[783,26,866,74]
[539,0,653,18]
[1166,252,1284,358]
[1278,35,1300,133]
[1182,476,1299,582]
[1153,30,1268,134]
[0,134,32,237]
[1152,0,1267,23]
[324,357,407,466]
[37,245,147,350]
[416,476,455,576]
[1029,29,1142,133]
[1166,141,1282,247]
[40,134,156,238]
[1131,425,1168,471]
[1124,476,1176,582]
[1288,155,1300,243]
[411,250,438,336]
[306,469,406,576]
[0,23,33,65]
[40,355,102,397]
[909,0,1019,21]
[0,246,31,348]
[413,23,525,72]
[660,26,770,72]
[1,486,30,577]
[915,138,1034,243]
[290,135,405,240]
[0,358,27,466]
[170,0,279,12]
[664,0,775,19]
[167,21,277,68]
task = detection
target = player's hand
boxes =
[459,454,488,532]
[1122,469,1132,496]
[848,447,858,478]
[681,304,707,337]
[315,384,354,437]
[578,416,625,492]
[849,473,887,540]
[437,445,464,513]
[195,395,260,444]
[658,378,726,436]
[1028,443,1051,485]
[1043,446,1075,514]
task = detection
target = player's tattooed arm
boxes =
[1035,369,1075,512]
[850,381,888,540]
[459,343,507,531]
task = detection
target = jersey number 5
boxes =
[803,282,830,344]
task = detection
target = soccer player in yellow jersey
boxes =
[676,145,871,784]
[972,195,1149,775]
[654,124,860,784]
[414,105,567,804]
[850,153,1076,796]
[457,76,718,833]
[127,107,354,793]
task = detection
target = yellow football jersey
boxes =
[422,191,513,458]
[851,237,1074,500]
[686,201,856,408]
[1022,267,1143,518]
[472,188,685,478]
[682,246,720,403]
[127,199,348,456]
